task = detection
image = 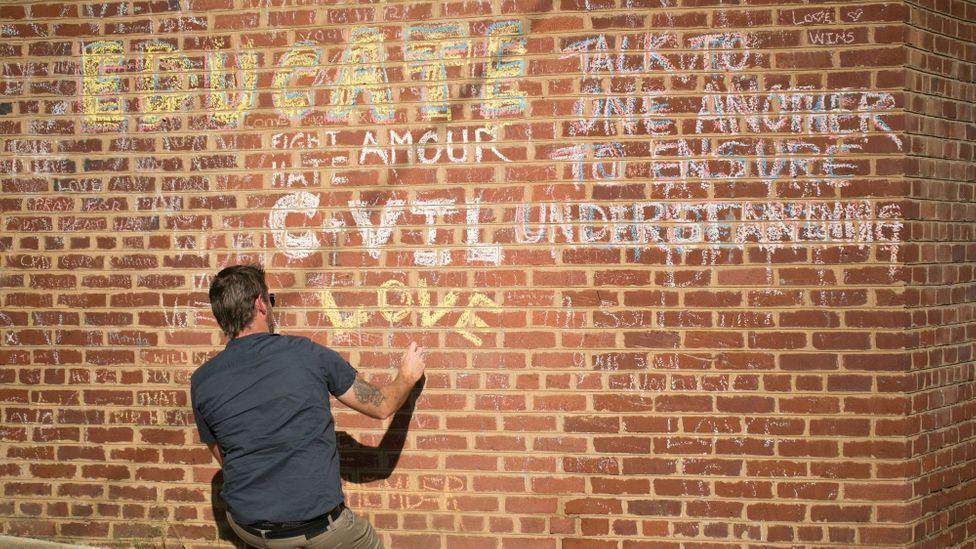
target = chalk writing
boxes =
[551,142,625,187]
[515,200,902,256]
[688,33,752,71]
[328,27,395,123]
[696,87,898,143]
[0,312,18,346]
[419,475,465,492]
[54,19,917,286]
[269,191,320,260]
[405,24,469,120]
[267,195,500,266]
[649,138,863,187]
[270,130,324,188]
[791,9,834,25]
[207,51,258,127]
[349,199,404,259]
[318,279,499,345]
[552,30,903,217]
[137,41,197,130]
[808,30,856,45]
[358,126,512,166]
[81,41,125,132]
[76,19,528,131]
[465,198,501,265]
[138,391,181,407]
[272,42,321,120]
[570,91,671,137]
[271,131,323,150]
[4,140,52,155]
[562,32,755,76]
[482,20,527,117]
[411,199,455,267]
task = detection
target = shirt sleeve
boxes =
[319,346,358,397]
[190,384,217,444]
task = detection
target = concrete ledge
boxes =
[0,536,101,549]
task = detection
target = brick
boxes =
[81,464,130,480]
[717,396,774,414]
[565,416,619,433]
[0,3,968,547]
[564,498,622,516]
[61,522,110,538]
[5,482,52,497]
[746,503,807,522]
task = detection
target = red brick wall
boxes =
[0,0,972,547]
[903,0,976,546]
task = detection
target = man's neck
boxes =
[233,322,270,340]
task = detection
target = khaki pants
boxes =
[226,507,384,549]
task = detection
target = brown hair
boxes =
[209,264,269,338]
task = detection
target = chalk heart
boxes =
[847,9,863,21]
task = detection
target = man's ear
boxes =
[254,295,267,317]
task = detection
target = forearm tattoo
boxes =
[353,377,384,407]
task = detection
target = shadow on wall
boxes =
[210,471,244,547]
[338,377,426,483]
[207,378,426,544]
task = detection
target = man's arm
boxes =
[207,442,222,466]
[337,342,425,420]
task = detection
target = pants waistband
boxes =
[237,503,345,540]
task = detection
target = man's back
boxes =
[191,332,356,524]
[193,264,422,548]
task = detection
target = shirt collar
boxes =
[227,332,274,347]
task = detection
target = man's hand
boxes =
[337,342,425,420]
[400,342,425,384]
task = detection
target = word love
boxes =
[318,280,498,346]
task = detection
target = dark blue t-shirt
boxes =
[190,333,357,525]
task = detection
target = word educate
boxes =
[80,20,526,131]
